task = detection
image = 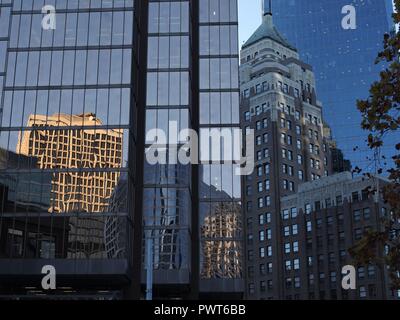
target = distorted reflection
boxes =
[0,113,128,259]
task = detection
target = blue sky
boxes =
[238,0,262,48]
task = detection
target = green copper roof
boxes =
[242,14,297,51]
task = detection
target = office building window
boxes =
[248,250,254,261]
[267,246,272,257]
[353,210,361,221]
[329,252,335,264]
[291,207,298,218]
[260,264,266,276]
[367,265,376,277]
[363,208,371,220]
[281,133,286,144]
[282,209,290,220]
[359,286,367,298]
[297,155,303,165]
[260,281,266,293]
[368,285,376,298]
[358,266,365,279]
[305,203,312,214]
[309,274,315,286]
[294,277,300,288]
[355,228,363,240]
[308,256,313,267]
[248,283,255,295]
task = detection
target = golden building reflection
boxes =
[17,113,123,213]
[201,202,242,279]
[15,113,124,258]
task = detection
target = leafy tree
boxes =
[350,0,400,291]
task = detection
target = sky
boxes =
[238,0,262,49]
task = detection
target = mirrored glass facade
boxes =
[198,0,243,294]
[0,0,143,298]
[0,0,243,299]
[143,0,243,297]
[272,0,394,170]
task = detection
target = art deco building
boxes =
[279,172,398,300]
[240,8,349,299]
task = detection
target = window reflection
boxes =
[0,0,135,265]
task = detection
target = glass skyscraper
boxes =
[144,0,243,299]
[0,0,243,299]
[272,0,394,171]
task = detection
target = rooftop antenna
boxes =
[263,0,272,16]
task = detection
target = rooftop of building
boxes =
[241,13,297,51]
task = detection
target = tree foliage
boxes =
[351,0,400,291]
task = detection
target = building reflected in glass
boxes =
[272,0,394,170]
[17,113,123,214]
[0,0,141,298]
[0,0,243,299]
[200,201,242,280]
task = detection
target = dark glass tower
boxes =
[144,0,243,299]
[272,0,394,170]
[0,0,243,299]
[0,0,145,299]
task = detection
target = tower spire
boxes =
[263,0,272,16]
